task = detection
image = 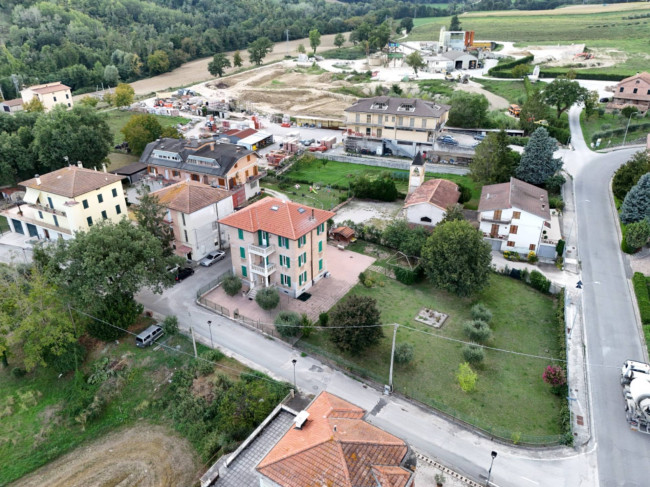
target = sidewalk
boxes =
[0,231,34,264]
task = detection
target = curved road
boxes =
[566,106,650,486]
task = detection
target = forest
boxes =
[0,0,449,98]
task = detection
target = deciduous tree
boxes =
[612,151,650,200]
[448,92,489,128]
[621,173,650,224]
[399,17,414,34]
[103,64,119,85]
[114,83,134,107]
[255,287,279,310]
[22,98,45,113]
[233,51,243,68]
[515,127,563,185]
[405,51,425,76]
[511,64,529,79]
[583,90,599,119]
[309,29,321,55]
[248,37,273,65]
[469,130,519,184]
[519,88,551,134]
[208,53,231,77]
[120,113,163,156]
[147,50,170,75]
[334,33,345,50]
[543,78,588,119]
[133,187,175,256]
[329,295,383,353]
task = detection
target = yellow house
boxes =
[219,197,335,298]
[20,82,73,111]
[1,166,127,240]
[343,96,450,157]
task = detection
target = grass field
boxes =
[101,109,191,145]
[298,271,564,441]
[408,4,650,76]
[0,215,9,234]
[581,110,650,147]
[477,79,528,105]
[106,152,140,172]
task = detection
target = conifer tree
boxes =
[515,127,563,185]
[621,173,650,224]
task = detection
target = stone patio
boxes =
[203,244,376,324]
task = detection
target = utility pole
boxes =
[286,29,290,57]
[388,323,399,392]
[622,111,635,145]
[190,327,198,358]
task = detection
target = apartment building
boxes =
[1,166,127,240]
[20,82,73,111]
[219,197,334,298]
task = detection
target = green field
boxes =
[102,109,191,145]
[0,215,9,234]
[408,5,650,76]
[299,271,564,442]
[581,110,650,147]
[477,79,528,105]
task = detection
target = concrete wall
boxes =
[479,206,545,254]
[405,203,446,227]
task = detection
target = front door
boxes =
[490,224,498,238]
[43,229,50,239]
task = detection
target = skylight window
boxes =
[297,207,306,214]
[271,205,279,211]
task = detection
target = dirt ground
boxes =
[333,200,404,229]
[455,80,509,110]
[10,425,199,487]
[128,33,348,96]
[463,2,650,16]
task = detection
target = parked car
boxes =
[175,267,195,282]
[438,135,458,146]
[136,325,164,348]
[199,250,226,267]
[599,97,610,103]
[473,133,486,141]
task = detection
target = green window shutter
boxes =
[240,247,245,259]
[319,259,323,271]
[258,230,262,245]
[238,228,244,240]
[287,256,290,268]
[280,274,285,285]
[287,276,291,287]
[319,241,323,252]
[242,265,247,277]
[280,255,284,266]
[278,235,282,245]
[317,226,320,235]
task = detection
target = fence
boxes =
[232,312,281,339]
[311,152,469,174]
[195,269,233,299]
[197,296,230,317]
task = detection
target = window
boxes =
[410,118,415,127]
[184,230,188,242]
[87,216,93,226]
[377,128,382,138]
[318,241,323,252]
[53,215,59,227]
[242,265,247,278]
[112,188,118,197]
[278,236,290,249]
[97,194,103,203]
[101,210,107,220]
[366,114,371,123]
[633,88,638,94]
[67,103,71,107]
[53,96,57,102]
[529,244,536,251]
[319,259,323,271]
[510,225,518,234]
[115,204,121,214]
[247,155,250,162]
[619,87,624,92]
[280,255,291,268]
[82,199,89,209]
[493,210,502,221]
[513,211,521,219]
[422,119,427,128]
[240,247,246,259]
[507,241,515,247]
[47,197,54,209]
[238,228,244,240]
[355,114,360,123]
[366,127,371,136]
[398,116,403,126]
[181,213,186,226]
[281,274,292,287]
[647,90,650,95]
[66,94,69,99]
[38,211,43,219]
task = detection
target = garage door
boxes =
[11,219,24,234]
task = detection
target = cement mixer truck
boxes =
[621,360,650,434]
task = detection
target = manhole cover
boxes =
[577,415,584,425]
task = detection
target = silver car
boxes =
[199,250,226,267]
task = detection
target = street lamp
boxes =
[291,359,297,391]
[207,320,213,349]
[486,451,497,487]
[622,111,636,146]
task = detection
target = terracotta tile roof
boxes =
[619,72,650,85]
[478,177,550,220]
[404,179,460,210]
[256,392,412,487]
[20,167,124,198]
[1,98,23,107]
[150,180,231,214]
[331,226,356,239]
[219,197,334,240]
[26,82,71,95]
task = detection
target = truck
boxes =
[621,360,650,434]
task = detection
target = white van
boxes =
[136,325,164,348]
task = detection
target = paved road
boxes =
[566,106,650,486]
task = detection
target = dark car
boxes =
[599,97,610,103]
[175,267,194,282]
[438,135,459,146]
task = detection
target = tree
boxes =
[420,220,492,297]
[103,64,119,85]
[309,29,321,55]
[405,51,426,76]
[334,33,345,50]
[583,90,599,119]
[114,83,134,107]
[543,78,588,119]
[133,187,175,256]
[248,37,273,65]
[297,43,306,54]
[329,295,383,353]
[621,173,650,224]
[208,53,231,77]
[274,311,302,338]
[469,130,519,184]
[394,342,414,364]
[255,287,279,310]
[515,127,563,185]
[369,22,391,50]
[612,151,650,200]
[147,50,170,75]
[79,96,99,108]
[622,105,639,120]
[462,344,485,365]
[382,220,428,257]
[120,113,163,156]
[449,15,462,31]
[22,98,45,113]
[400,17,414,34]
[463,319,492,343]
[457,362,477,393]
[32,105,112,173]
[448,92,489,128]
[519,88,551,134]
[222,275,242,296]
[233,51,243,68]
[625,220,650,249]
[511,64,530,79]
[441,204,466,224]
[162,315,179,335]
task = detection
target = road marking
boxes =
[521,476,539,485]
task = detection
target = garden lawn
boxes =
[580,110,650,147]
[299,273,563,441]
[478,79,528,105]
[0,215,9,233]
[262,181,347,211]
[102,109,191,145]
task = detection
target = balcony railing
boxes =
[480,216,512,224]
[251,263,276,276]
[28,203,66,217]
[249,243,276,257]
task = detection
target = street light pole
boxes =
[622,111,635,146]
[291,359,297,391]
[486,451,497,487]
[207,320,213,349]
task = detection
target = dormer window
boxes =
[370,102,388,110]
[397,104,415,112]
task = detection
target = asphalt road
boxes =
[566,106,650,486]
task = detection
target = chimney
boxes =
[311,209,315,220]
[210,142,215,151]
[102,163,107,173]
[77,161,83,168]
[35,174,41,185]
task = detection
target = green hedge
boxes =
[488,55,534,78]
[591,122,650,143]
[633,272,650,325]
[394,266,421,285]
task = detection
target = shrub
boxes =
[274,311,302,337]
[11,367,27,378]
[203,349,225,362]
[162,315,179,335]
[529,270,551,293]
[462,344,485,364]
[255,287,280,310]
[394,343,415,364]
[463,319,492,343]
[300,313,314,338]
[457,184,472,204]
[549,196,565,211]
[358,271,367,283]
[45,342,87,374]
[457,362,477,392]
[470,303,492,323]
[394,266,419,285]
[626,220,650,249]
[318,312,329,327]
[542,365,566,394]
[222,275,242,296]
[527,251,538,263]
[555,239,565,256]
[632,272,650,324]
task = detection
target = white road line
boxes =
[521,476,540,485]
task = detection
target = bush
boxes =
[274,311,302,337]
[632,272,650,324]
[162,315,179,335]
[626,220,650,249]
[300,313,314,338]
[222,275,242,296]
[45,342,87,374]
[463,319,492,343]
[555,239,565,256]
[470,303,492,323]
[529,270,551,293]
[542,365,566,394]
[394,266,420,285]
[457,184,472,204]
[11,367,27,378]
[549,196,565,211]
[318,312,329,327]
[255,287,280,310]
[527,251,538,263]
[457,362,477,392]
[462,344,485,364]
[358,271,367,283]
[394,343,414,364]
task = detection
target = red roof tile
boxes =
[219,197,334,240]
[20,167,124,198]
[404,179,460,210]
[26,82,71,95]
[478,177,550,220]
[150,180,231,214]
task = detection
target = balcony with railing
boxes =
[249,243,276,257]
[251,262,277,277]
[0,204,72,235]
[28,202,66,217]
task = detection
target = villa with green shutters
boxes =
[219,197,335,298]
